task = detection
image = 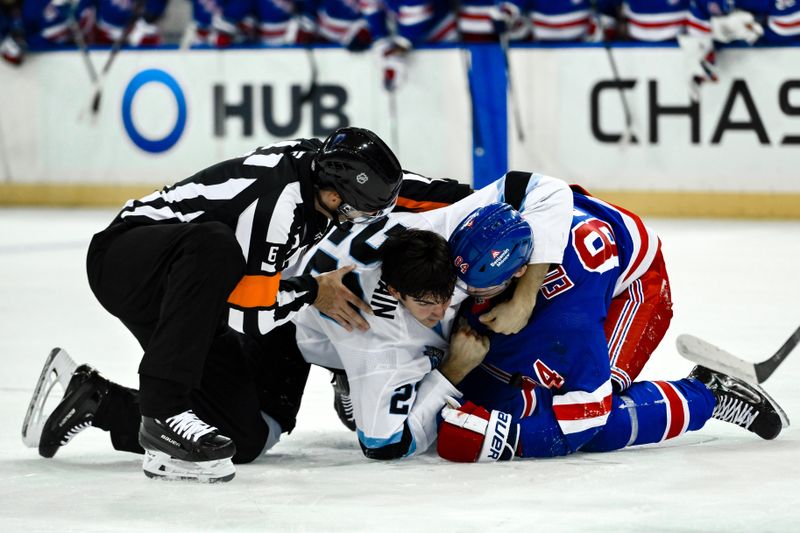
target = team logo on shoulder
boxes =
[356,172,369,184]
[423,346,445,369]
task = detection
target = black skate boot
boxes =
[138,410,236,483]
[331,372,356,432]
[689,365,789,440]
[38,364,109,458]
[22,347,78,448]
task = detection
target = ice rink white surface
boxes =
[1,208,799,532]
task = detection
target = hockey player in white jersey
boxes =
[294,171,573,459]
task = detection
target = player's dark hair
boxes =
[380,229,456,303]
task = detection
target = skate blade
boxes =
[755,382,791,429]
[142,451,236,483]
[21,348,78,448]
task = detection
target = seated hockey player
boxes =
[437,198,789,462]
[293,171,574,458]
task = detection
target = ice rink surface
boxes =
[1,208,798,532]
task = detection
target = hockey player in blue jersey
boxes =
[361,0,457,89]
[437,194,789,462]
[94,0,167,46]
[204,0,296,47]
[735,0,800,42]
[296,0,372,50]
[21,0,94,48]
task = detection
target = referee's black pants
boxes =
[86,221,310,462]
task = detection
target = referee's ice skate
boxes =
[22,347,78,448]
[138,410,236,483]
[37,363,109,458]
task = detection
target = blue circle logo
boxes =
[122,69,187,154]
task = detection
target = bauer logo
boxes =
[488,411,510,460]
[122,69,187,154]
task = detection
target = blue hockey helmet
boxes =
[448,203,533,295]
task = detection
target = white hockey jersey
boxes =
[293,171,573,459]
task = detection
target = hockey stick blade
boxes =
[90,0,145,115]
[677,326,800,385]
[677,335,758,384]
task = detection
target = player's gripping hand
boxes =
[437,401,519,462]
[313,264,374,332]
[479,296,533,335]
[440,326,489,385]
[479,262,548,334]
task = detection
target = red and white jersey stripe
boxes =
[428,12,458,41]
[653,380,690,440]
[359,0,382,17]
[685,11,711,36]
[458,5,497,35]
[623,4,687,41]
[531,9,592,41]
[769,9,800,37]
[258,20,291,44]
[398,3,434,26]
[552,380,613,435]
[318,12,366,44]
[607,277,644,375]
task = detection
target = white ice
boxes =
[1,208,798,532]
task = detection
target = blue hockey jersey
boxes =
[736,0,800,42]
[362,0,457,46]
[458,187,661,456]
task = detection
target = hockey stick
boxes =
[90,0,145,115]
[498,28,525,143]
[65,0,100,86]
[676,324,800,385]
[300,47,319,105]
[590,1,636,144]
[387,85,400,157]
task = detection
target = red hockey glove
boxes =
[438,401,519,462]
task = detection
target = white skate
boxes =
[142,450,236,483]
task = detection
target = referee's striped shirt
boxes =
[113,138,330,336]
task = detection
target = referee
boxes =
[76,127,403,480]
